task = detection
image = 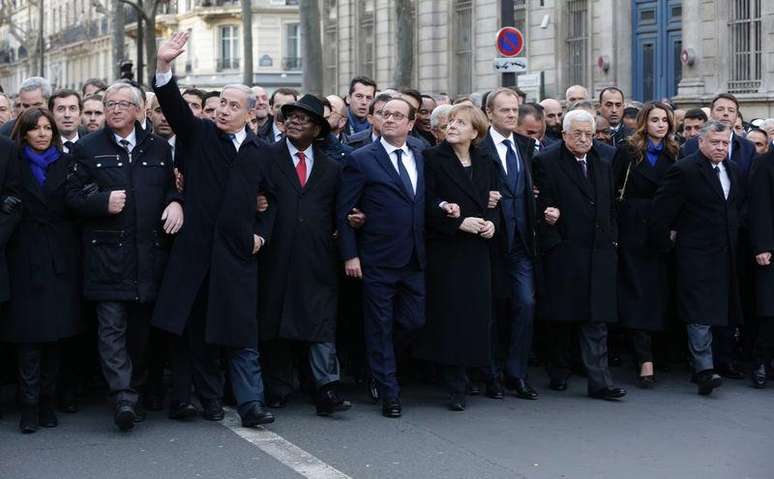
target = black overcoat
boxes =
[612,143,674,331]
[0,136,20,302]
[533,143,618,323]
[414,142,500,367]
[1,150,82,342]
[650,152,742,326]
[151,76,271,349]
[748,150,774,316]
[257,140,341,343]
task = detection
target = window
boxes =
[284,23,302,70]
[728,0,762,93]
[218,25,239,71]
[453,0,473,95]
[566,0,589,89]
[357,0,375,78]
[323,0,338,93]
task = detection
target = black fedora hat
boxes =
[281,94,331,138]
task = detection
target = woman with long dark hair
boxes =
[1,107,82,433]
[612,102,678,388]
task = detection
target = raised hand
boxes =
[157,32,190,72]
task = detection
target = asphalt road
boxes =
[1,367,772,479]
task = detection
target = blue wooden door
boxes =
[632,0,682,101]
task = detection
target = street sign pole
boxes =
[500,0,515,87]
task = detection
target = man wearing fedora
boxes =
[256,94,351,416]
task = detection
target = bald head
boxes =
[565,85,589,105]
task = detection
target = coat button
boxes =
[142,161,148,166]
[96,163,102,167]
[590,201,596,206]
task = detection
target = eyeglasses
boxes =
[568,130,593,140]
[382,111,407,121]
[105,101,136,111]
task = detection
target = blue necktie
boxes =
[395,149,414,198]
[502,139,519,186]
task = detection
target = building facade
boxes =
[0,0,302,93]
[322,0,774,118]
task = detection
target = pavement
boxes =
[0,367,772,479]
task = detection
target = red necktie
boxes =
[296,151,307,188]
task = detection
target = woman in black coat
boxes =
[414,104,499,411]
[612,102,677,388]
[0,108,82,433]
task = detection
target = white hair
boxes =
[103,82,143,107]
[222,84,257,111]
[19,76,52,98]
[563,109,596,133]
[760,118,774,130]
[430,104,453,128]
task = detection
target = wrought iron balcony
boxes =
[282,57,302,70]
[216,57,240,71]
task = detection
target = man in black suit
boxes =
[651,120,742,395]
[346,93,393,150]
[0,76,51,137]
[151,32,274,428]
[598,87,632,145]
[260,88,300,144]
[257,95,351,416]
[337,98,426,418]
[533,109,626,400]
[481,88,540,400]
[49,90,88,153]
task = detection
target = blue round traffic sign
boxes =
[496,27,525,57]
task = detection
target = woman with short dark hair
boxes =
[2,107,82,433]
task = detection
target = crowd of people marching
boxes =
[0,31,772,435]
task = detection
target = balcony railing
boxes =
[282,56,302,70]
[217,57,240,71]
[197,0,238,6]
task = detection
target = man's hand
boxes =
[756,252,772,266]
[347,208,367,229]
[174,168,184,193]
[544,207,560,225]
[460,217,486,234]
[256,194,269,213]
[108,190,127,214]
[441,202,460,218]
[0,195,21,214]
[345,257,362,279]
[479,220,495,239]
[161,201,184,234]
[488,191,501,208]
[157,31,190,73]
[253,235,264,254]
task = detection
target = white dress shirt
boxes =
[168,135,176,160]
[286,139,314,181]
[61,132,79,153]
[114,129,137,153]
[488,127,520,174]
[272,123,283,142]
[380,137,417,193]
[230,127,247,151]
[715,161,731,199]
[155,70,173,87]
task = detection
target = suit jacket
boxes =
[346,127,426,152]
[651,152,742,326]
[680,132,756,178]
[612,124,633,145]
[337,139,426,270]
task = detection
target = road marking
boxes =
[222,408,352,479]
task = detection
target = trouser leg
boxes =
[686,323,714,373]
[96,301,137,405]
[226,347,265,417]
[442,365,467,396]
[711,325,737,366]
[261,339,296,399]
[546,322,572,382]
[579,322,614,394]
[362,269,399,400]
[187,293,223,402]
[308,342,340,389]
[628,329,654,366]
[17,343,42,405]
[40,342,61,401]
[752,317,774,367]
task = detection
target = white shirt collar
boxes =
[489,127,514,146]
[62,132,79,144]
[168,135,176,148]
[286,139,314,162]
[380,136,409,157]
[113,128,137,150]
[272,122,283,141]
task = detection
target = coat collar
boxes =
[557,143,595,199]
[436,141,488,210]
[696,151,733,201]
[373,139,422,203]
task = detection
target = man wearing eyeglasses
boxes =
[338,98,426,418]
[65,81,183,431]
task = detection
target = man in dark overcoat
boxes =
[651,120,742,395]
[533,109,626,400]
[150,32,274,427]
[257,95,350,416]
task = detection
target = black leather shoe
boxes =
[697,372,722,396]
[241,404,275,427]
[368,377,380,403]
[717,363,745,380]
[752,364,767,389]
[637,375,656,389]
[382,398,402,418]
[201,399,224,421]
[266,394,290,409]
[485,381,504,400]
[589,387,627,400]
[19,404,39,434]
[39,400,58,428]
[505,377,538,400]
[114,402,136,431]
[549,378,568,391]
[169,402,198,420]
[466,383,481,396]
[315,385,352,416]
[447,394,466,412]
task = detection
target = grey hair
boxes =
[430,104,453,128]
[568,99,595,113]
[222,84,257,111]
[697,119,730,139]
[760,118,774,130]
[19,76,52,98]
[103,82,143,107]
[565,84,589,101]
[563,109,596,133]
